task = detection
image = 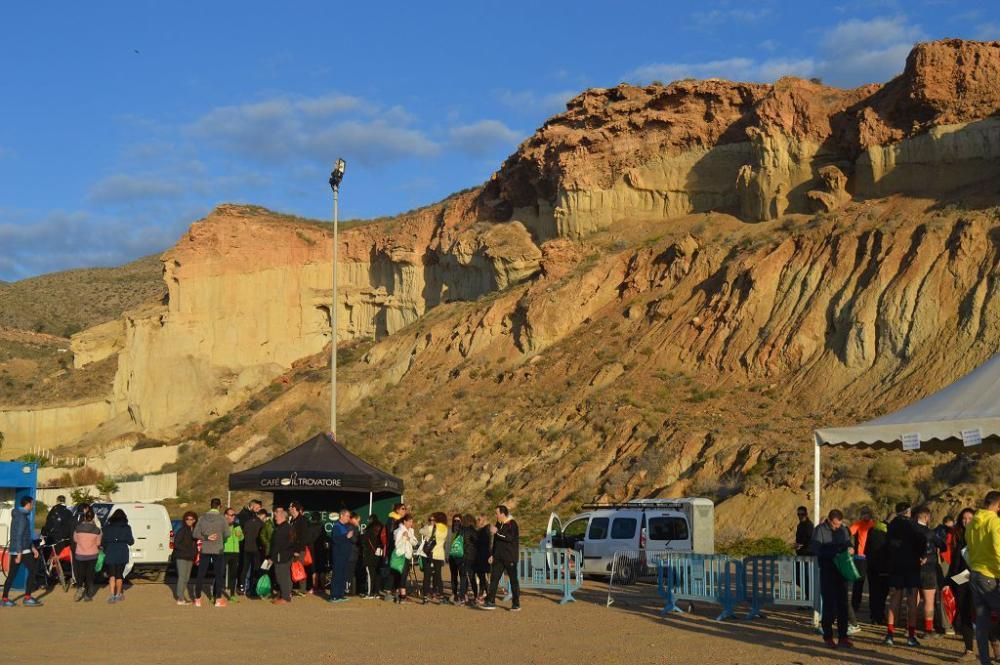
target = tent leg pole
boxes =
[813,434,821,522]
[227,491,232,509]
[368,491,373,517]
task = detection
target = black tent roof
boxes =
[228,432,403,494]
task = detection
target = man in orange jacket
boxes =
[850,507,876,624]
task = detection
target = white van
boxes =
[542,498,715,577]
[85,502,173,579]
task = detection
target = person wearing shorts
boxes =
[885,502,924,647]
[913,506,939,638]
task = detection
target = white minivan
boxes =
[86,502,173,579]
[542,498,715,578]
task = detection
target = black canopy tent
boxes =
[228,432,403,522]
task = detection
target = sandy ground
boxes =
[1,579,977,665]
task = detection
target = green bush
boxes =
[718,537,794,557]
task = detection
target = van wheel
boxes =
[618,562,641,586]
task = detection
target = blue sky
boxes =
[0,1,996,280]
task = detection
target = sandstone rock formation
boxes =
[806,165,850,213]
[482,39,1000,233]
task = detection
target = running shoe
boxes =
[883,635,894,646]
[838,638,854,649]
[481,603,497,611]
[22,598,42,607]
[0,599,14,608]
[847,624,861,635]
[510,605,521,612]
[194,598,202,607]
[906,635,921,648]
[823,638,836,648]
[214,598,228,607]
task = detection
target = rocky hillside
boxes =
[6,39,1000,540]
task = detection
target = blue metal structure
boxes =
[0,461,38,590]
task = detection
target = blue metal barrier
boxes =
[657,554,744,621]
[743,555,819,619]
[503,547,583,604]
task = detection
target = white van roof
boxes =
[581,498,713,511]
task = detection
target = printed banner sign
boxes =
[901,432,921,451]
[961,428,983,447]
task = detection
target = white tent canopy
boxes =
[812,353,1000,519]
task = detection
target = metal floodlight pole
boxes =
[329,158,346,440]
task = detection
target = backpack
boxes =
[449,533,464,559]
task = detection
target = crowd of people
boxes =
[1,495,523,612]
[803,492,1000,664]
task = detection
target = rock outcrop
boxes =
[482,39,1000,233]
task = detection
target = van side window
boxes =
[611,517,637,539]
[648,517,689,541]
[588,517,609,540]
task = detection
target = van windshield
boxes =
[648,516,689,541]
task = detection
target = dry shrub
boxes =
[72,466,105,486]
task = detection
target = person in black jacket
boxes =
[459,514,479,604]
[473,515,491,604]
[948,508,976,659]
[41,495,75,546]
[269,507,297,604]
[865,518,890,625]
[236,498,262,592]
[241,508,264,597]
[794,506,814,598]
[173,511,198,604]
[483,505,520,612]
[361,517,384,598]
[885,502,925,647]
[810,509,855,648]
[288,502,308,595]
[912,505,939,638]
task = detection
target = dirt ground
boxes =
[0,579,977,665]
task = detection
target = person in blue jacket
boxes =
[101,509,134,604]
[328,509,355,602]
[1,496,42,607]
[811,508,855,649]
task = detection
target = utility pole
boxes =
[328,158,346,440]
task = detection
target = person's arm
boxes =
[125,527,135,546]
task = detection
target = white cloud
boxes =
[448,120,523,157]
[0,210,188,280]
[188,92,439,166]
[626,16,924,88]
[973,22,1000,40]
[817,16,925,85]
[496,89,578,114]
[87,174,185,204]
[691,8,772,26]
[630,57,815,83]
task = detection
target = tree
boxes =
[95,478,119,501]
[70,488,99,505]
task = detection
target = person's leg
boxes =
[434,559,445,597]
[421,558,432,599]
[820,567,835,641]
[175,559,191,601]
[971,572,996,665]
[907,588,920,640]
[886,587,901,640]
[275,562,292,601]
[195,555,211,600]
[486,559,504,604]
[226,553,239,597]
[2,556,21,599]
[921,587,936,635]
[852,559,867,614]
[449,559,459,599]
[870,573,887,624]
[506,560,520,608]
[836,578,850,639]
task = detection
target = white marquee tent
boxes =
[812,353,1000,519]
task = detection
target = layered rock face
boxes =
[482,39,1000,235]
[109,202,541,435]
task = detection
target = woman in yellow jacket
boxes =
[419,512,450,604]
